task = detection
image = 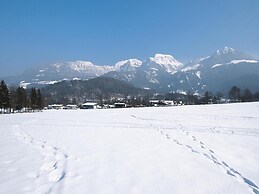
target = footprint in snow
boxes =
[41,160,57,171]
[191,149,200,154]
[48,169,66,183]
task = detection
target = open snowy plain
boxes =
[0,102,259,194]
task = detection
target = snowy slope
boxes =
[1,102,259,194]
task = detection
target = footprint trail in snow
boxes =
[14,124,79,194]
[131,114,259,194]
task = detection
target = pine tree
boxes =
[254,92,259,101]
[0,80,11,112]
[0,81,3,109]
[9,87,17,113]
[204,91,212,104]
[1,80,10,108]
[30,87,37,110]
[242,88,253,102]
[16,87,27,111]
[229,86,241,101]
[36,89,44,110]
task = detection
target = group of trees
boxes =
[0,80,44,113]
[158,86,259,105]
[1,78,259,112]
[229,86,259,102]
[195,87,259,104]
[0,80,11,110]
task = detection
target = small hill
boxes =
[41,77,151,104]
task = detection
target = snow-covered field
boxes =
[1,102,259,194]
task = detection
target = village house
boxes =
[81,102,97,109]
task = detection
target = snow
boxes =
[69,61,96,72]
[145,70,159,84]
[181,64,201,72]
[211,63,223,68]
[19,81,31,88]
[72,78,81,80]
[176,89,187,95]
[149,54,183,73]
[114,59,142,72]
[36,74,44,77]
[228,60,258,64]
[211,60,258,69]
[37,80,61,85]
[200,56,210,61]
[196,71,201,79]
[216,47,235,55]
[69,61,114,73]
[18,80,61,87]
[1,103,259,194]
[39,69,46,73]
[52,64,61,69]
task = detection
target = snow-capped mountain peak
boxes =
[114,59,142,72]
[148,54,183,73]
[216,47,235,55]
[68,61,96,72]
[150,54,181,65]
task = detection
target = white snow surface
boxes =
[1,103,259,194]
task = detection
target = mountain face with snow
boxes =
[169,47,259,94]
[105,47,259,94]
[114,59,142,72]
[4,61,115,87]
[147,54,183,74]
[104,54,184,91]
[2,47,259,94]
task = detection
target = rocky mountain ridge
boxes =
[2,47,259,94]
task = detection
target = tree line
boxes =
[228,86,259,102]
[157,86,259,105]
[1,78,259,112]
[197,87,258,104]
[0,80,44,113]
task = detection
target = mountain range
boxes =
[2,47,259,94]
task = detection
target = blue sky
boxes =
[0,0,259,76]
